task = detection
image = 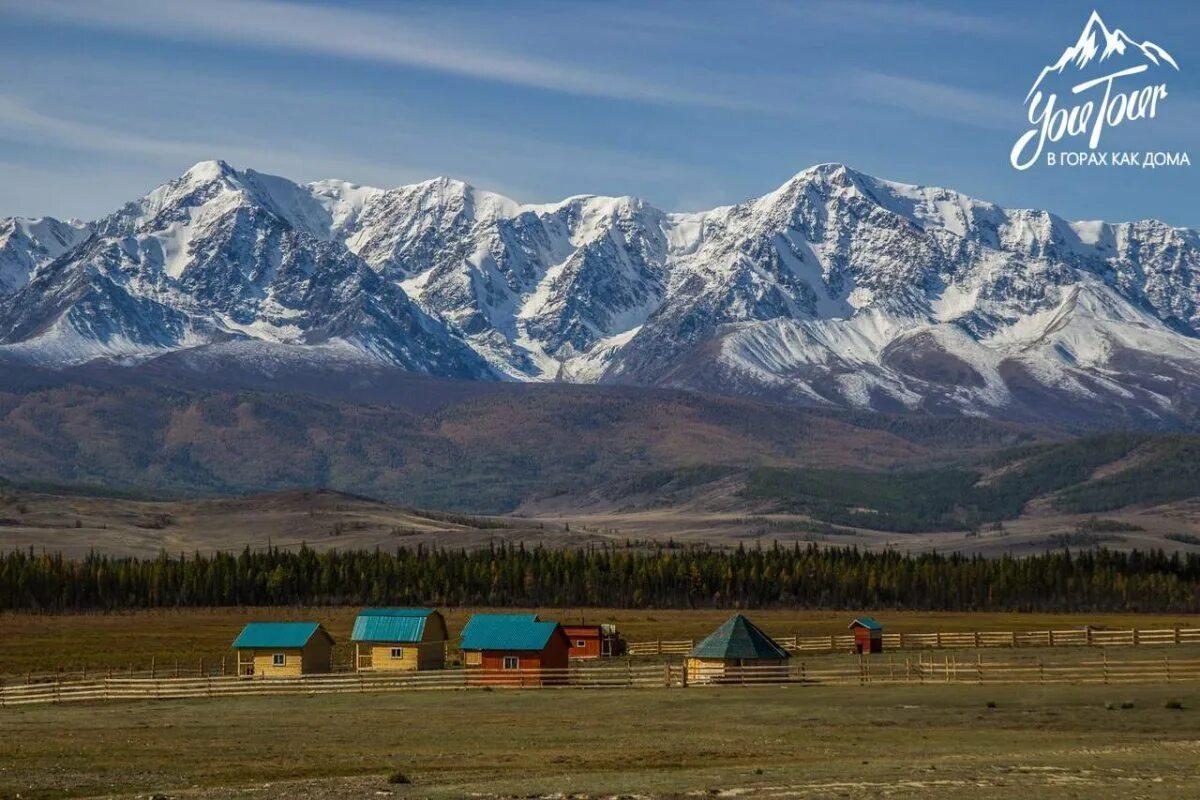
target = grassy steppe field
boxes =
[2,684,1199,799]
[2,607,1198,674]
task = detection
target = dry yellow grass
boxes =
[2,683,1200,798]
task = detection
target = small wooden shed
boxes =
[849,616,883,654]
[232,622,335,677]
[562,623,625,659]
[351,608,448,672]
[685,614,790,683]
[459,613,570,686]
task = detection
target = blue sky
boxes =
[0,0,1196,225]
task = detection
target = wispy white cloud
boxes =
[0,94,427,194]
[797,0,1025,37]
[8,0,751,109]
[848,72,1014,131]
[0,92,706,218]
[0,95,236,162]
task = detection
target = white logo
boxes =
[1010,10,1181,171]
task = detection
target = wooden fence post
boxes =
[1103,650,1109,684]
[973,631,980,648]
[1132,629,1139,647]
[977,652,983,685]
[936,632,942,649]
[150,657,156,679]
[1048,630,1056,647]
[656,638,662,656]
[1010,631,1017,648]
[1165,656,1171,684]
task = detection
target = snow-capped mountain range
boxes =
[2,160,1198,426]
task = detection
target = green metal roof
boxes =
[688,614,790,660]
[351,608,438,643]
[460,613,560,651]
[232,622,330,649]
[848,616,883,631]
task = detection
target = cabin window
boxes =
[502,656,519,670]
[390,647,405,659]
[272,653,285,667]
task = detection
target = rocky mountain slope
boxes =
[1,161,1197,426]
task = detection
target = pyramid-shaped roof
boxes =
[689,614,790,660]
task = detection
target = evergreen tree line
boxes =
[2,543,1199,612]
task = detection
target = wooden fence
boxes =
[626,627,1200,655]
[10,627,1199,686]
[4,654,1199,707]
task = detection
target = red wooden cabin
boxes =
[563,624,603,659]
[562,623,625,659]
[849,616,883,654]
[460,614,570,686]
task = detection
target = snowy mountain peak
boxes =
[182,159,237,183]
[0,215,93,295]
[0,161,1197,426]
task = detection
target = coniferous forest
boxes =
[2,544,1198,612]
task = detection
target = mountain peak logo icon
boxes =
[1025,10,1179,102]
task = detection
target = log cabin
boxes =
[459,613,570,686]
[232,622,335,677]
[351,608,448,671]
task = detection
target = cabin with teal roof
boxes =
[459,613,570,686]
[351,608,448,671]
[849,616,883,654]
[232,622,335,677]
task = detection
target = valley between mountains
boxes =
[1,162,1198,555]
